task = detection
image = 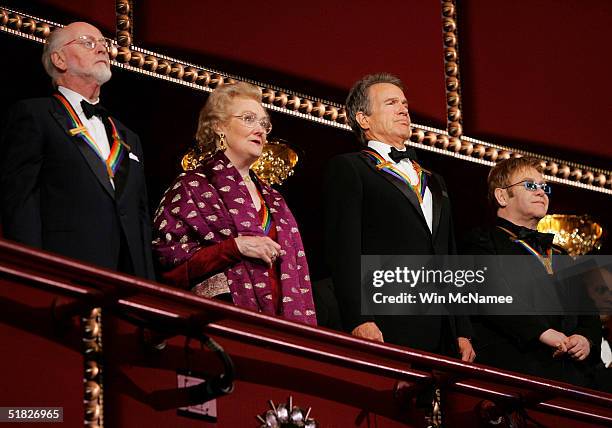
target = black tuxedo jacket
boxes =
[461,219,601,386]
[324,151,471,353]
[0,96,155,280]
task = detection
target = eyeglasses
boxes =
[502,180,552,195]
[62,35,114,51]
[232,112,272,134]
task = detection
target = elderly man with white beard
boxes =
[0,22,155,280]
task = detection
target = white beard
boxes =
[92,64,112,85]
[69,60,112,85]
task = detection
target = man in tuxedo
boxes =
[462,157,601,386]
[0,21,154,280]
[324,73,474,361]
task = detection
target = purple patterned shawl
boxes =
[152,152,317,326]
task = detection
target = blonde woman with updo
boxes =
[153,82,316,325]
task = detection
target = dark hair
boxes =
[488,156,545,208]
[345,73,404,144]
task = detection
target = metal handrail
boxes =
[0,237,610,423]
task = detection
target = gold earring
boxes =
[218,133,227,151]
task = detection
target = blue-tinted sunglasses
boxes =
[502,180,552,195]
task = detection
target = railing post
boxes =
[82,307,104,428]
[425,385,443,428]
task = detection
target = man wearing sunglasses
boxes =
[462,157,601,387]
[0,22,155,281]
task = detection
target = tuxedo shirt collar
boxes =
[367,140,406,163]
[367,140,421,179]
[57,86,100,117]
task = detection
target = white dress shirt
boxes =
[602,338,612,367]
[58,86,114,187]
[368,140,433,232]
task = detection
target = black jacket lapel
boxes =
[112,127,130,200]
[359,152,430,232]
[428,174,444,240]
[50,105,115,200]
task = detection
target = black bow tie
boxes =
[81,100,109,120]
[389,146,417,163]
[516,227,555,250]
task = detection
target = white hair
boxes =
[41,26,69,84]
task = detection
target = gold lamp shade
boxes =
[180,147,202,172]
[182,139,299,186]
[250,139,298,186]
[537,214,604,256]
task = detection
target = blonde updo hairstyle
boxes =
[194,81,263,157]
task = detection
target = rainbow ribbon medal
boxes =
[258,191,272,235]
[362,149,429,203]
[54,93,128,179]
[497,226,554,274]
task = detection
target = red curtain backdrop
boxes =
[26,0,612,161]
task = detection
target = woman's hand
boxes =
[235,236,281,266]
